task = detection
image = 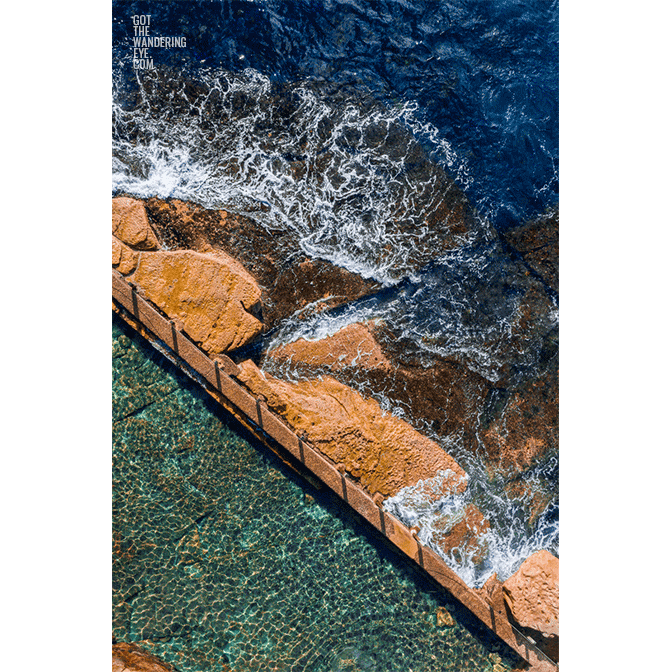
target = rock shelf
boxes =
[112,197,559,670]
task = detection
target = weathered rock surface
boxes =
[502,549,559,638]
[142,197,381,329]
[266,320,556,482]
[112,642,178,672]
[127,249,263,354]
[269,322,391,372]
[113,197,160,250]
[113,236,140,275]
[236,359,467,499]
[265,322,491,452]
[267,319,558,499]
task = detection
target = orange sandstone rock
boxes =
[112,642,177,672]
[268,322,391,372]
[236,359,466,499]
[112,197,160,250]
[112,236,140,275]
[502,549,559,638]
[127,250,263,354]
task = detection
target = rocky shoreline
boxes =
[112,194,559,663]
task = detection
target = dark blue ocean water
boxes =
[113,0,558,231]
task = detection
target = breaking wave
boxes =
[113,66,481,285]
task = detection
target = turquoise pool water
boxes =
[112,315,523,672]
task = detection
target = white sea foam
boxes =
[113,66,478,285]
[385,465,558,588]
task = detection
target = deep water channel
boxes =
[113,315,524,671]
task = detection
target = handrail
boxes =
[112,268,558,671]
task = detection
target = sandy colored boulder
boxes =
[128,249,263,354]
[269,322,391,372]
[237,359,466,499]
[112,642,177,672]
[502,549,559,638]
[113,236,140,275]
[113,197,160,250]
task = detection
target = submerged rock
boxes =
[431,503,490,565]
[503,206,559,293]
[480,366,559,479]
[435,606,455,628]
[112,642,178,672]
[236,359,467,500]
[502,549,559,639]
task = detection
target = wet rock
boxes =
[236,359,467,499]
[264,321,491,454]
[265,317,558,501]
[503,478,554,529]
[113,197,160,250]
[112,642,178,672]
[268,321,391,372]
[480,367,559,479]
[502,550,559,639]
[143,197,381,329]
[503,207,558,293]
[431,504,490,565]
[435,606,455,628]
[127,249,263,354]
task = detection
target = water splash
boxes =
[385,460,558,588]
[263,240,557,386]
[113,66,482,284]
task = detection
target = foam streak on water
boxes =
[113,66,479,285]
